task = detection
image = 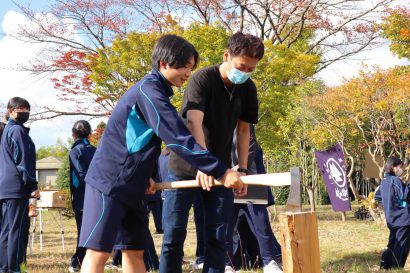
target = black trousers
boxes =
[70,210,86,268]
[0,198,30,273]
[380,224,410,269]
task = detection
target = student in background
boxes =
[0,97,40,273]
[0,113,8,233]
[69,120,97,272]
[375,156,410,270]
[226,125,282,273]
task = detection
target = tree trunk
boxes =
[307,188,316,212]
[343,146,361,200]
[341,211,346,222]
[348,177,361,201]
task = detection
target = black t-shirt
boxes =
[168,65,259,179]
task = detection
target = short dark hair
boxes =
[384,156,403,175]
[228,32,264,60]
[7,97,30,111]
[151,34,199,70]
[72,120,92,139]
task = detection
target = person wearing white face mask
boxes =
[0,97,40,273]
[375,156,410,270]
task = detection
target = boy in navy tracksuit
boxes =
[68,120,96,272]
[226,126,282,273]
[78,35,244,273]
[375,156,410,269]
[0,97,40,273]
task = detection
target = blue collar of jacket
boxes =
[71,138,90,148]
[150,69,174,97]
[7,118,30,132]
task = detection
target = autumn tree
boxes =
[381,6,410,59]
[89,121,106,146]
[9,0,397,118]
[308,66,410,182]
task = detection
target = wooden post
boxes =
[341,211,346,222]
[279,211,321,273]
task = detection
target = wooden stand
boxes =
[28,208,66,254]
[279,211,321,273]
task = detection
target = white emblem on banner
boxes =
[324,157,349,201]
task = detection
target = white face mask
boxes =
[395,168,403,177]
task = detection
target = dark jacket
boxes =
[375,173,410,228]
[0,122,5,142]
[0,119,37,199]
[69,138,96,211]
[85,69,227,208]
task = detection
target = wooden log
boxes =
[279,211,321,273]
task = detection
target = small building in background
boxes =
[36,156,62,188]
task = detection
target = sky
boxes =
[0,0,409,148]
[0,0,105,147]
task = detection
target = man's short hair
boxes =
[228,32,264,60]
[152,34,199,70]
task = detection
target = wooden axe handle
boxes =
[155,173,291,190]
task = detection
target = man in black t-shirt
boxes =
[160,32,264,273]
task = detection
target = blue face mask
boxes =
[227,67,251,84]
[227,57,252,85]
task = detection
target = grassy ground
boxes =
[24,205,409,273]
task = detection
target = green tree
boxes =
[55,156,70,190]
[36,138,70,160]
[253,43,319,156]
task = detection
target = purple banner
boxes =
[315,143,351,212]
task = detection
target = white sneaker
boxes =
[190,262,204,269]
[225,265,236,273]
[68,266,80,272]
[104,264,122,271]
[263,260,283,273]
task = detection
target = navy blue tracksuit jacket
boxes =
[69,138,96,212]
[85,69,228,208]
[375,173,410,228]
[0,119,37,272]
[0,119,37,199]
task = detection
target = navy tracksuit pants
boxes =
[0,199,30,273]
[143,229,160,271]
[148,200,163,233]
[380,224,410,269]
[193,193,205,265]
[70,211,86,268]
[226,203,282,269]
